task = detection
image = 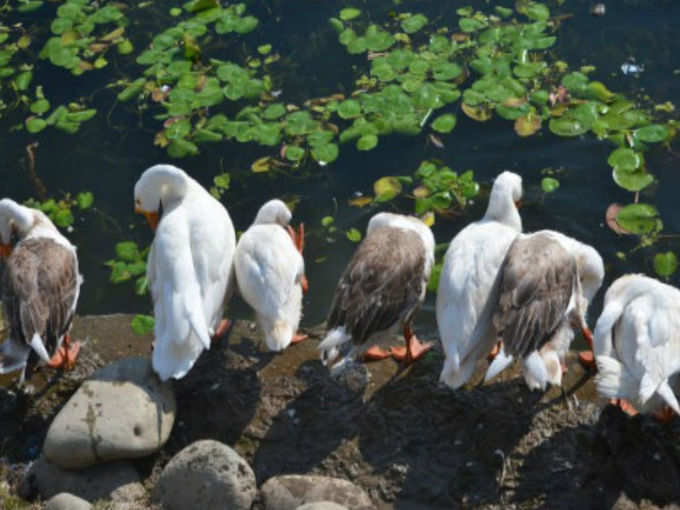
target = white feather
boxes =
[484,346,514,383]
[593,274,680,415]
[436,171,522,390]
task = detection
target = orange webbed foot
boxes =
[487,340,502,363]
[391,336,433,364]
[611,398,639,417]
[47,335,80,370]
[577,350,596,369]
[360,345,392,362]
[653,405,676,424]
[291,332,308,344]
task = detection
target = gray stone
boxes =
[45,493,92,510]
[26,455,146,503]
[153,439,256,510]
[260,475,373,510]
[297,502,348,510]
[44,356,176,468]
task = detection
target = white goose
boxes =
[436,171,522,390]
[134,164,236,381]
[594,274,680,419]
[233,199,308,351]
[319,212,435,373]
[0,198,82,384]
[485,230,604,390]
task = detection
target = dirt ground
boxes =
[2,314,680,509]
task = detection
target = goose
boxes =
[594,274,680,421]
[134,164,236,381]
[233,199,308,351]
[436,171,522,390]
[485,230,604,390]
[318,212,435,373]
[0,198,82,385]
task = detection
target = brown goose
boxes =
[0,198,82,385]
[318,212,435,374]
[484,230,604,390]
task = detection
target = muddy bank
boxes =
[1,314,680,509]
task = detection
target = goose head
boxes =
[575,243,605,304]
[0,198,39,257]
[484,171,523,231]
[253,199,292,227]
[134,164,189,231]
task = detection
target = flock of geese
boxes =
[0,163,679,421]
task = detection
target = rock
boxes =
[45,493,92,510]
[153,439,256,510]
[260,475,373,510]
[297,503,348,510]
[44,356,175,468]
[25,455,146,503]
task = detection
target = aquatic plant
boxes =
[24,191,94,229]
[105,240,148,295]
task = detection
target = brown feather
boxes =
[493,233,576,358]
[326,227,426,346]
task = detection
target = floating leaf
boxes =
[131,314,154,335]
[461,103,492,121]
[654,252,678,279]
[615,203,662,235]
[285,145,305,161]
[251,156,273,173]
[514,113,541,136]
[374,176,401,202]
[605,203,630,235]
[346,228,362,242]
[115,241,140,262]
[321,216,334,227]
[348,196,373,207]
[337,99,362,119]
[30,98,50,115]
[612,167,654,192]
[25,117,47,134]
[431,114,457,133]
[401,14,428,34]
[76,191,94,209]
[117,39,134,55]
[311,143,339,164]
[634,124,669,143]
[213,173,230,189]
[117,78,145,102]
[339,7,361,21]
[549,116,588,137]
[607,148,642,172]
[357,134,378,151]
[541,177,560,193]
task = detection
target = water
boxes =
[0,0,679,339]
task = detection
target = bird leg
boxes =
[211,319,232,344]
[360,345,392,362]
[390,323,433,364]
[577,325,596,369]
[653,405,676,424]
[487,340,502,362]
[611,398,639,417]
[47,334,80,370]
[290,332,308,344]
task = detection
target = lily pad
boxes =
[25,117,47,133]
[374,176,402,202]
[311,143,339,164]
[654,252,678,279]
[346,228,362,242]
[634,124,669,143]
[431,114,457,133]
[401,14,428,34]
[541,177,559,193]
[612,167,654,192]
[514,112,541,136]
[357,134,378,151]
[607,147,642,172]
[339,7,361,21]
[337,99,362,119]
[285,145,305,162]
[615,203,662,235]
[131,314,154,335]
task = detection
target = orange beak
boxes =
[286,223,305,254]
[135,207,160,231]
[300,274,309,294]
[0,243,12,257]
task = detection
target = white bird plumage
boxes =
[0,198,82,384]
[594,274,680,415]
[485,230,604,390]
[436,171,523,390]
[233,199,306,351]
[135,164,236,381]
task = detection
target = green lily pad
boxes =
[115,241,140,262]
[311,143,339,164]
[612,167,654,192]
[262,103,286,120]
[432,62,462,81]
[607,147,642,171]
[514,112,541,136]
[548,116,588,137]
[117,78,145,102]
[401,14,428,34]
[374,176,401,201]
[167,138,199,158]
[346,228,362,242]
[357,134,378,151]
[25,117,47,134]
[117,39,134,55]
[30,98,50,115]
[339,7,361,21]
[337,99,362,119]
[541,177,559,193]
[431,114,457,133]
[634,124,669,143]
[459,17,486,32]
[615,203,662,235]
[654,252,678,279]
[76,191,94,209]
[131,314,154,335]
[285,145,305,161]
[561,72,588,95]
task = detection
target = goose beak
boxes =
[0,243,12,257]
[135,207,160,231]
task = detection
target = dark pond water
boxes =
[1,0,679,342]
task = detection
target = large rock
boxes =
[45,493,92,510]
[44,356,175,468]
[260,475,373,510]
[25,455,146,502]
[153,439,256,510]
